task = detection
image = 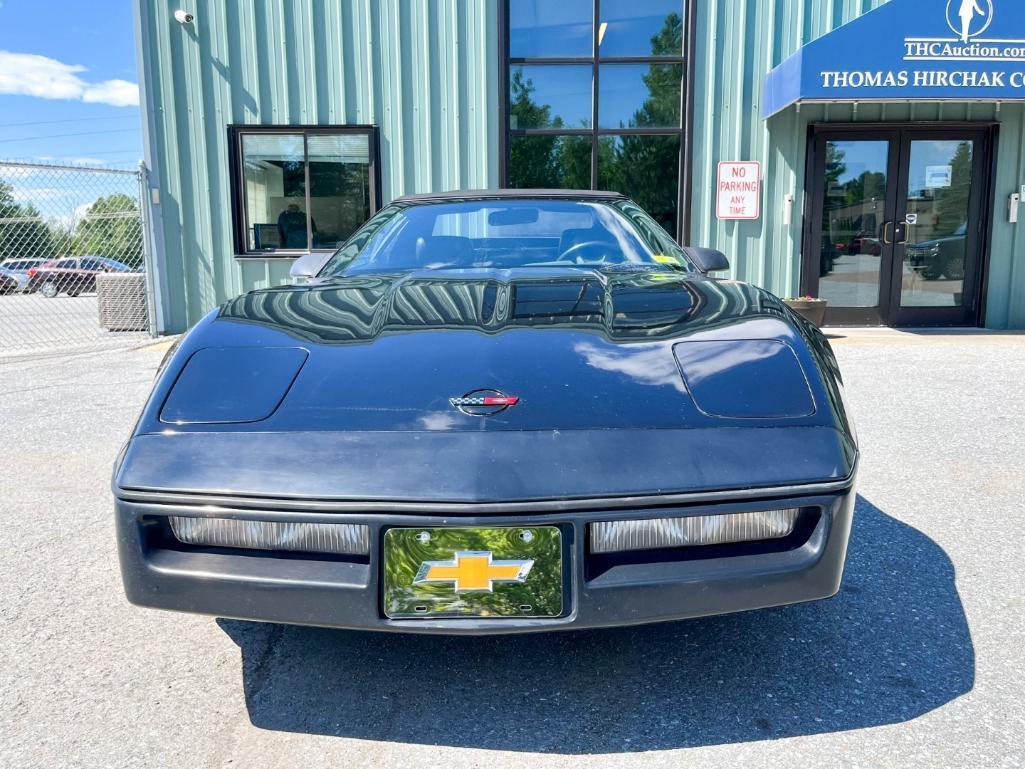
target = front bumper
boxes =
[115,484,855,635]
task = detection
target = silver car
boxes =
[0,258,46,293]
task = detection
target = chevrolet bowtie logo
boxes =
[413,550,534,593]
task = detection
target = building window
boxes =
[230,126,379,256]
[502,0,689,240]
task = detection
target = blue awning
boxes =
[763,0,1025,118]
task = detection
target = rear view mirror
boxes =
[488,207,539,227]
[289,252,329,280]
[682,246,730,275]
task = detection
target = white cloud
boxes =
[1,166,39,179]
[69,157,106,165]
[0,51,139,107]
[41,201,92,231]
[83,79,139,108]
[573,341,688,393]
[10,186,68,203]
[52,201,95,231]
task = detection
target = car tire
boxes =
[40,281,60,298]
[922,261,944,281]
[944,255,966,281]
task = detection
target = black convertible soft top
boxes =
[392,189,629,204]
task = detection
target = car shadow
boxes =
[218,496,974,753]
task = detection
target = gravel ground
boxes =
[1,331,1023,768]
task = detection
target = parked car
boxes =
[906,223,967,280]
[851,235,882,256]
[26,256,136,297]
[115,190,857,635]
[0,258,47,293]
[0,270,19,295]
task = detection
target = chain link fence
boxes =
[0,160,157,360]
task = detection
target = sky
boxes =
[0,0,143,168]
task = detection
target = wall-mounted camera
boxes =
[174,10,194,24]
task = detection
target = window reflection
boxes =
[240,131,371,252]
[506,0,685,238]
[242,134,306,251]
[599,0,684,57]
[307,134,371,249]
[509,135,592,189]
[509,65,592,129]
[599,63,682,128]
[818,140,887,308]
[509,0,593,58]
[598,135,680,238]
[902,140,973,308]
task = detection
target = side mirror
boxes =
[289,252,329,281]
[682,246,730,275]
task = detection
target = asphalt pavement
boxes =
[1,330,1023,768]
[0,292,149,359]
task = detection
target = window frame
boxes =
[228,124,381,259]
[498,0,696,243]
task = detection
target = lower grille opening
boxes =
[584,508,821,581]
[141,515,371,565]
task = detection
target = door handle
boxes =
[883,221,894,244]
[896,222,908,245]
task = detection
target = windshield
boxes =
[318,199,693,277]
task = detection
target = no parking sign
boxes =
[716,161,761,221]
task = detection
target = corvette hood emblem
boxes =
[449,388,520,416]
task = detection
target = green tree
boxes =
[508,69,591,189]
[508,69,561,188]
[844,171,886,207]
[72,193,143,267]
[933,141,972,238]
[555,135,592,189]
[507,12,685,214]
[823,143,848,197]
[0,179,58,259]
[629,13,684,129]
[599,14,685,235]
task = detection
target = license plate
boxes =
[383,526,563,619]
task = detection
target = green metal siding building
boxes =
[136,0,1025,332]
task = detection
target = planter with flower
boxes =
[783,295,828,327]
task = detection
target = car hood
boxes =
[119,269,857,501]
[146,269,840,433]
[909,233,966,248]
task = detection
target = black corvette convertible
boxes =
[115,190,857,634]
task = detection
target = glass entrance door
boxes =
[804,127,991,326]
[812,134,897,324]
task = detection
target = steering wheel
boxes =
[557,240,612,263]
